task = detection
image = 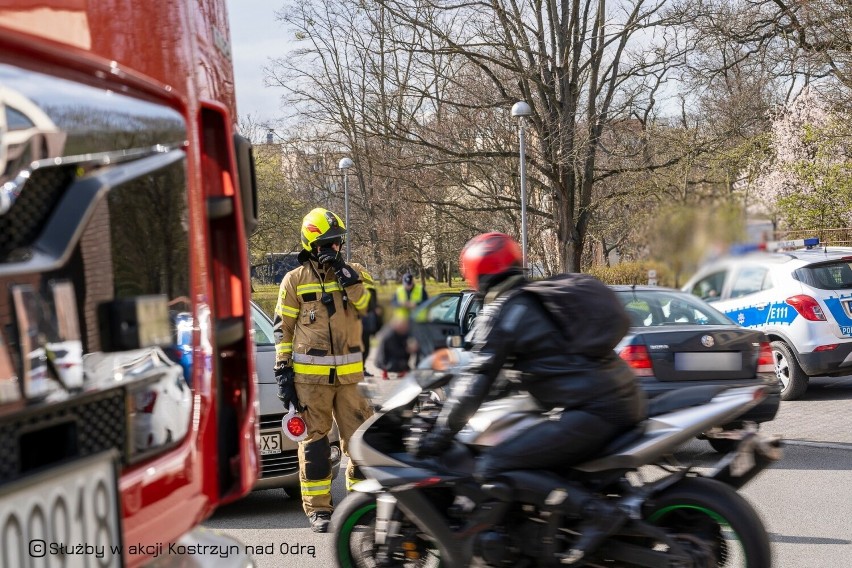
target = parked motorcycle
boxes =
[332,350,782,568]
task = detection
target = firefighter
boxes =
[272,207,374,533]
[360,273,382,376]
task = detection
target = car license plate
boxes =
[675,352,741,371]
[0,451,123,568]
[260,431,283,455]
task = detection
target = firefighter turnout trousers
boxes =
[295,382,374,515]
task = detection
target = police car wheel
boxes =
[771,341,808,401]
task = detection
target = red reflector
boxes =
[286,416,307,438]
[814,344,839,352]
[619,345,654,377]
[756,342,774,373]
[414,477,443,488]
[753,387,767,402]
[785,295,826,321]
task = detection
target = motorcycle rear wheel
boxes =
[645,477,771,568]
[332,492,443,568]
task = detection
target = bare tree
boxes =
[358,0,703,271]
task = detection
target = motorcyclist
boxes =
[416,231,647,481]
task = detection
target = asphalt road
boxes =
[204,375,852,568]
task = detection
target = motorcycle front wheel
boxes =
[332,492,443,568]
[645,477,772,568]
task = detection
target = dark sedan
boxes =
[412,285,781,452]
[613,286,780,450]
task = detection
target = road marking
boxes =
[782,439,852,451]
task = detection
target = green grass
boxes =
[251,279,469,318]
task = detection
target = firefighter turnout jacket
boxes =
[273,252,372,383]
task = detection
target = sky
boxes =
[225,0,292,127]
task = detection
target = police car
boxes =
[683,238,852,400]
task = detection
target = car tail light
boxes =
[619,345,654,377]
[814,344,838,352]
[757,342,774,373]
[785,295,826,321]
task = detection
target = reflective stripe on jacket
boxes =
[273,257,372,384]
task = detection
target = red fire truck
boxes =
[0,1,259,566]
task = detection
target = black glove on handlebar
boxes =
[413,427,454,459]
[317,246,360,287]
[274,364,302,411]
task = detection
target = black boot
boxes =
[309,511,332,533]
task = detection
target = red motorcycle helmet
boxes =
[459,232,523,292]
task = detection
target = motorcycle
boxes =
[332,350,783,568]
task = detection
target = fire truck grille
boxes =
[0,389,127,485]
[0,166,76,261]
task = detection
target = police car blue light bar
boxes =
[765,237,820,251]
[730,237,820,255]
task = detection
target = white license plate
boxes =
[0,451,123,568]
[260,432,283,455]
[675,352,742,371]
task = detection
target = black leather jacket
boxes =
[437,277,647,434]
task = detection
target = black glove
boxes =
[274,365,302,411]
[412,427,454,459]
[317,246,359,287]
[316,246,340,267]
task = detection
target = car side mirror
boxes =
[446,335,463,348]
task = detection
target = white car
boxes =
[683,241,852,400]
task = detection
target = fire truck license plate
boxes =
[0,451,123,568]
[260,432,283,455]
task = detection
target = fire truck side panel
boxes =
[0,1,258,566]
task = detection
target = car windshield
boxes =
[415,294,460,324]
[615,289,733,327]
[251,304,275,345]
[799,261,852,291]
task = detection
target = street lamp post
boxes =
[338,157,354,261]
[511,101,532,270]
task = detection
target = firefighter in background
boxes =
[392,272,428,320]
[360,273,382,377]
[272,207,374,533]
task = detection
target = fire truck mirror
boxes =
[98,295,171,352]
